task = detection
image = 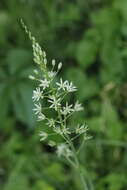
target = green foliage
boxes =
[0,48,36,126]
[0,0,127,189]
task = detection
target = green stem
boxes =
[77,136,85,154]
[79,171,89,190]
[44,68,88,190]
[65,134,88,190]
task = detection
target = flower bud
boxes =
[43,51,46,57]
[52,59,56,67]
[29,75,35,80]
[44,58,47,65]
[33,69,38,75]
[58,62,62,70]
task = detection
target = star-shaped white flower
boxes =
[32,87,43,101]
[37,113,46,121]
[56,78,67,91]
[65,81,77,92]
[46,119,55,127]
[76,124,88,134]
[48,95,61,111]
[39,79,50,89]
[57,143,72,157]
[61,102,74,115]
[74,101,84,111]
[33,103,42,115]
[48,71,56,79]
[39,131,48,141]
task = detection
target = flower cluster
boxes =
[30,59,82,125]
[21,19,91,161]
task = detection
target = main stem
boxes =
[66,134,88,190]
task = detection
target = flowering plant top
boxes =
[21,20,91,189]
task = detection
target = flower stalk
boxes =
[21,19,92,190]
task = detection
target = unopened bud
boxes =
[52,59,56,67]
[44,58,47,65]
[58,62,62,70]
[29,75,35,80]
[48,140,56,147]
[33,69,38,75]
[43,51,46,58]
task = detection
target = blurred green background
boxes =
[0,0,127,190]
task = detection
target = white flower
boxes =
[37,113,45,121]
[32,87,43,101]
[61,102,74,115]
[84,134,92,141]
[48,140,56,147]
[76,124,88,135]
[48,95,61,111]
[65,81,77,92]
[39,79,50,89]
[56,78,67,91]
[74,101,84,111]
[33,103,42,114]
[57,144,66,157]
[62,127,71,135]
[39,131,48,141]
[66,148,73,157]
[53,126,71,135]
[48,71,56,79]
[46,119,55,127]
[56,79,77,92]
[57,143,72,157]
[53,126,63,135]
